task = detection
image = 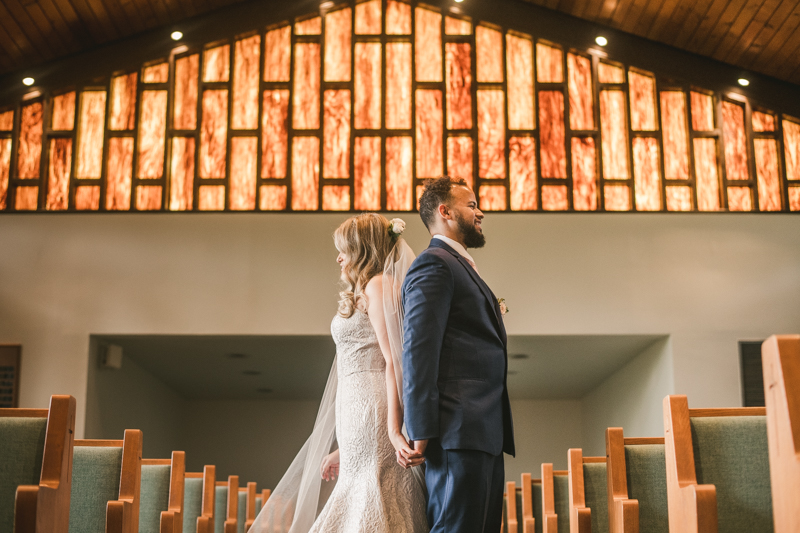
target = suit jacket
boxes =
[402,238,515,456]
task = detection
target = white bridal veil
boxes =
[249,237,419,533]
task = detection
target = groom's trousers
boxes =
[424,439,505,533]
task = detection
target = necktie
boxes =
[465,256,480,277]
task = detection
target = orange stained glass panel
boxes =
[200,90,228,178]
[479,185,506,211]
[325,8,352,82]
[174,54,199,130]
[752,111,776,132]
[260,185,287,210]
[386,136,413,211]
[106,137,133,210]
[446,43,472,130]
[727,187,752,211]
[136,186,162,210]
[355,42,382,130]
[138,90,168,179]
[293,43,321,130]
[0,139,11,209]
[17,102,43,179]
[628,71,657,131]
[386,1,411,34]
[542,185,568,211]
[690,91,714,131]
[75,186,100,210]
[323,185,350,211]
[77,91,107,178]
[262,90,290,178]
[198,186,225,211]
[355,136,381,210]
[203,45,230,82]
[295,16,321,35]
[568,53,594,131]
[632,137,662,211]
[660,91,689,180]
[476,25,503,83]
[538,90,566,178]
[598,62,624,83]
[230,136,258,211]
[292,136,320,210]
[506,33,534,131]
[600,90,629,179]
[324,90,351,179]
[52,92,76,130]
[754,138,781,211]
[386,43,412,129]
[722,101,748,180]
[445,16,471,35]
[143,62,168,83]
[416,90,443,178]
[356,0,382,34]
[0,110,13,130]
[784,119,800,180]
[233,35,261,130]
[447,136,474,188]
[170,137,195,211]
[509,136,537,211]
[478,90,505,178]
[265,26,291,82]
[693,137,720,211]
[46,138,71,210]
[665,186,693,211]
[789,188,800,211]
[415,8,442,82]
[571,137,597,211]
[15,187,38,210]
[604,185,631,211]
[110,72,137,130]
[536,42,563,83]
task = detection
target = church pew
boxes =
[254,489,269,517]
[567,449,608,533]
[241,482,256,532]
[542,464,569,533]
[503,481,520,533]
[0,394,75,533]
[605,429,668,533]
[213,476,239,533]
[70,429,143,533]
[520,473,542,533]
[183,467,215,533]
[761,334,800,533]
[663,395,772,533]
[140,451,185,533]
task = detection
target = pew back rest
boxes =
[140,463,171,533]
[69,442,124,533]
[690,414,773,533]
[553,472,569,533]
[183,475,204,533]
[0,413,47,532]
[214,485,227,533]
[254,497,262,516]
[583,462,608,533]
[237,489,246,533]
[532,481,543,533]
[624,443,669,532]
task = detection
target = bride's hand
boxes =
[389,429,425,469]
[320,450,340,481]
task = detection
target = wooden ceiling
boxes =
[1,0,800,85]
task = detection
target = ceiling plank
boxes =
[709,0,765,61]
[695,0,748,57]
[720,0,782,64]
[38,0,90,51]
[758,5,800,74]
[741,0,800,67]
[66,0,116,41]
[0,3,47,62]
[82,0,124,38]
[685,0,734,53]
[746,2,800,68]
[597,0,621,24]
[646,0,685,43]
[2,0,57,59]
[618,0,653,35]
[636,0,671,38]
[20,1,72,54]
[671,0,715,48]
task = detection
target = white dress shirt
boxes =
[433,234,480,275]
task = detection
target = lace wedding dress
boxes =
[308,310,428,533]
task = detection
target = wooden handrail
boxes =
[196,465,216,533]
[224,476,239,533]
[519,473,536,533]
[101,429,143,533]
[159,451,185,533]
[244,482,257,532]
[567,449,598,533]
[541,464,558,533]
[505,481,518,533]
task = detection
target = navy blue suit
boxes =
[402,238,515,533]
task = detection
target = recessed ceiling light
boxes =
[242,370,262,376]
[257,387,273,394]
[511,353,530,360]
[454,0,464,3]
[595,36,608,47]
[228,353,248,359]
[738,78,750,87]
[320,1,334,8]
[507,371,518,376]
[171,31,183,41]
[22,77,34,86]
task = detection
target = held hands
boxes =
[390,429,426,469]
[320,450,340,481]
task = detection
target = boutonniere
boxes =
[497,298,509,316]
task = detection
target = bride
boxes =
[250,213,429,533]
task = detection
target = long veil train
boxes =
[249,237,421,533]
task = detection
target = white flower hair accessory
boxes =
[389,218,406,238]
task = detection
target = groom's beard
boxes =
[455,212,486,249]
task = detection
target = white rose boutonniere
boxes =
[389,218,406,237]
[498,298,509,316]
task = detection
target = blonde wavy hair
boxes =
[334,213,396,318]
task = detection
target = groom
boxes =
[400,176,515,533]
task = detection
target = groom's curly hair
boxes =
[419,176,469,230]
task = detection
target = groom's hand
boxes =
[396,439,427,469]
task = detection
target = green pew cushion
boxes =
[69,446,123,533]
[237,491,246,533]
[625,444,669,533]
[0,417,47,533]
[214,486,228,533]
[583,463,609,533]
[691,416,773,533]
[183,477,204,533]
[139,464,171,533]
[255,496,262,516]
[532,481,543,533]
[515,489,524,530]
[553,474,570,533]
